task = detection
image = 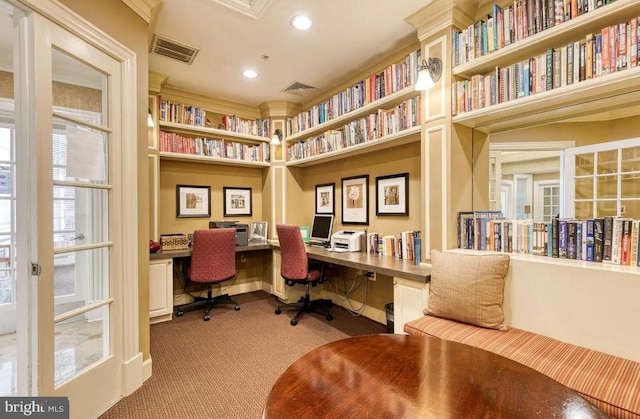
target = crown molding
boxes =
[121,0,161,23]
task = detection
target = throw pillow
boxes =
[425,249,510,330]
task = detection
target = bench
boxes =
[405,314,640,418]
[408,250,640,418]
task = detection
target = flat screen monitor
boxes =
[310,214,334,245]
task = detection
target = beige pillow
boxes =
[426,250,510,330]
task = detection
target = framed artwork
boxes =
[224,187,252,217]
[376,173,409,216]
[176,184,211,218]
[315,182,335,214]
[250,221,268,241]
[341,175,369,225]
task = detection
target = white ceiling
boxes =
[149,0,428,107]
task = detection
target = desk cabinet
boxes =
[393,277,429,334]
[149,259,173,324]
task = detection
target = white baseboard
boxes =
[143,356,152,382]
[122,352,144,396]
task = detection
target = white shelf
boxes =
[452,0,640,78]
[286,86,420,142]
[452,66,640,132]
[159,151,270,168]
[286,126,421,167]
[159,120,270,143]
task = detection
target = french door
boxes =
[2,1,139,418]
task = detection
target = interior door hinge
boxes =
[31,263,41,276]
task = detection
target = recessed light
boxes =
[243,70,257,79]
[291,14,312,31]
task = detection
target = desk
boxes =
[149,241,272,260]
[263,334,608,419]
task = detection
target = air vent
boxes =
[282,81,318,97]
[150,35,199,65]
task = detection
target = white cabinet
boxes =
[149,259,173,324]
[393,277,429,334]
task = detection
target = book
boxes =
[602,216,614,262]
[593,218,604,262]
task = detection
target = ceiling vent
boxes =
[150,34,199,65]
[282,81,318,97]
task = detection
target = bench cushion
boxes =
[405,314,640,419]
[426,250,510,330]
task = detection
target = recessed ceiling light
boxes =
[243,70,257,79]
[291,14,312,31]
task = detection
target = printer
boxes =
[331,230,365,252]
[209,220,248,246]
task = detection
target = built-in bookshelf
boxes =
[155,98,271,167]
[450,0,640,132]
[286,94,422,167]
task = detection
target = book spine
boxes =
[567,220,577,259]
[593,218,604,262]
[602,216,614,262]
[552,218,559,258]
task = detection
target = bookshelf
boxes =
[451,0,640,133]
[284,48,422,167]
[157,112,271,168]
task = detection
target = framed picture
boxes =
[250,221,268,241]
[176,184,211,218]
[341,175,369,225]
[376,173,409,216]
[315,182,335,214]
[224,187,252,217]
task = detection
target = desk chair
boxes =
[275,224,338,326]
[176,228,240,321]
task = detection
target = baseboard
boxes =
[122,352,144,396]
[143,356,153,382]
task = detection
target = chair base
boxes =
[176,290,240,321]
[275,284,333,326]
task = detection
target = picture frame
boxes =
[250,221,268,241]
[224,187,252,217]
[176,184,211,218]
[376,173,409,216]
[315,182,335,214]
[341,175,369,225]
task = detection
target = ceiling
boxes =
[148,0,428,107]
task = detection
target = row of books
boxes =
[286,98,421,162]
[285,49,421,136]
[158,97,270,137]
[457,211,640,266]
[453,16,640,114]
[366,231,421,264]
[159,131,270,162]
[453,0,618,66]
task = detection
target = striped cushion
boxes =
[405,315,640,419]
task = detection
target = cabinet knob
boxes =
[393,281,397,286]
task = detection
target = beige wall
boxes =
[59,0,151,359]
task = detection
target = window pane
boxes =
[54,304,109,386]
[596,175,617,200]
[596,201,617,217]
[575,153,593,176]
[597,150,617,175]
[621,175,640,199]
[53,186,108,250]
[575,201,593,220]
[575,177,593,199]
[52,122,108,184]
[621,200,640,219]
[620,146,640,173]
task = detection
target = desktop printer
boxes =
[331,230,365,252]
[209,220,248,246]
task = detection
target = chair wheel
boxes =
[176,311,184,317]
[275,307,281,315]
[290,318,298,326]
[326,314,333,321]
[234,305,240,311]
[204,314,210,321]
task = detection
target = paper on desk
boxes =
[66,126,106,182]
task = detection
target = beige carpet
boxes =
[101,291,387,418]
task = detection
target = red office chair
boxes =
[176,228,240,321]
[275,224,338,326]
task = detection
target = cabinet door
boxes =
[149,259,173,323]
[393,277,429,334]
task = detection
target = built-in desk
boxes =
[149,241,431,331]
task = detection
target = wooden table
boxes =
[263,334,609,419]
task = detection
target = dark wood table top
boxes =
[263,334,609,419]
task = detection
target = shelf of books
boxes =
[286,48,421,140]
[365,230,422,265]
[286,96,422,167]
[456,211,640,271]
[450,0,640,132]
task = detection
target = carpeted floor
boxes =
[101,291,387,418]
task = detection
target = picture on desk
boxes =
[224,187,252,217]
[250,221,268,241]
[176,184,211,218]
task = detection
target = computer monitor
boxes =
[310,214,334,246]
